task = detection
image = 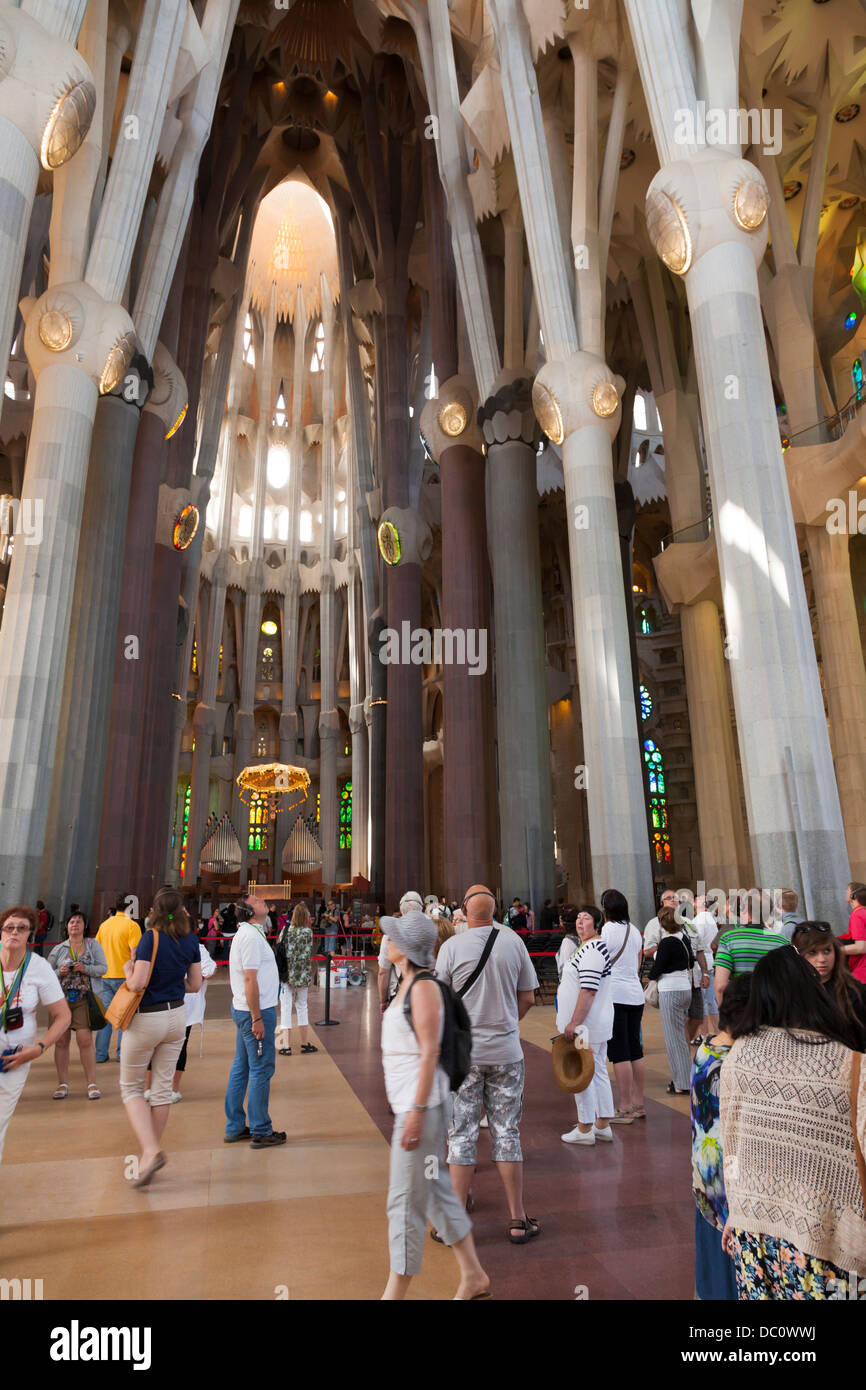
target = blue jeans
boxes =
[225,1006,277,1137]
[324,935,337,955]
[95,978,125,1061]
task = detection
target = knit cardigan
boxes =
[720,1029,866,1270]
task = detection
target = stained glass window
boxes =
[853,358,864,402]
[639,684,652,721]
[340,781,352,851]
[192,641,198,675]
[248,791,269,853]
[179,784,191,877]
[643,740,671,865]
[261,646,275,681]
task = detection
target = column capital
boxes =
[478,369,539,450]
[645,152,769,279]
[21,281,137,392]
[0,7,96,163]
[419,375,483,460]
[375,505,432,569]
[144,341,188,436]
[532,351,625,444]
[349,702,366,736]
[319,710,341,737]
[192,703,216,736]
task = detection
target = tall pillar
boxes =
[624,0,850,920]
[487,0,654,923]
[233,289,275,883]
[804,527,866,878]
[421,379,496,898]
[0,5,94,426]
[40,380,149,917]
[479,373,555,909]
[318,287,339,889]
[93,342,187,918]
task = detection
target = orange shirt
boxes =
[95,913,142,977]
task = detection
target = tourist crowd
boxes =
[0,876,864,1299]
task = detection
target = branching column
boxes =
[488,0,654,922]
[624,0,850,918]
[318,288,340,889]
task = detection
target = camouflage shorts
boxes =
[446,1060,525,1165]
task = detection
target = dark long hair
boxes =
[600,889,629,924]
[148,888,191,942]
[792,923,864,1035]
[729,945,860,1050]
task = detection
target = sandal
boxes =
[430,1228,447,1245]
[278,1048,292,1056]
[301,1043,318,1053]
[52,1084,69,1100]
[508,1217,540,1245]
[87,1084,101,1100]
[609,1109,634,1124]
[666,1082,689,1095]
[630,1107,647,1118]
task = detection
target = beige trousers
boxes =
[119,1006,186,1106]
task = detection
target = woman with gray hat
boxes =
[380,908,490,1300]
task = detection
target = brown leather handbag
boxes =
[105,930,159,1031]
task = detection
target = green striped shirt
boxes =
[714,924,787,976]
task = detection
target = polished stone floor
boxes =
[2,970,694,1300]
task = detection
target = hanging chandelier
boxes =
[236,763,310,821]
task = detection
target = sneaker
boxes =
[169,1091,182,1104]
[561,1125,595,1145]
[593,1126,614,1142]
[251,1130,287,1149]
[224,1127,252,1143]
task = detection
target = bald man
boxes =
[435,884,540,1244]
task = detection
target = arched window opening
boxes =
[248,791,269,852]
[243,313,255,368]
[310,321,325,374]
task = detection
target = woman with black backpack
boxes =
[647,906,698,1093]
[379,908,490,1300]
[275,903,317,1057]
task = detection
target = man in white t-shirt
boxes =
[436,884,539,1244]
[643,889,680,958]
[378,891,423,1015]
[224,893,284,1148]
[688,894,720,1038]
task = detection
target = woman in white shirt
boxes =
[557,906,618,1145]
[379,909,489,1301]
[600,889,646,1119]
[0,906,70,1161]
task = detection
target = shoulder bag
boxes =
[105,930,160,1032]
[608,923,632,969]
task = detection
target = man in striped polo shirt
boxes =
[713,889,786,1005]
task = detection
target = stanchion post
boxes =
[316,949,340,1026]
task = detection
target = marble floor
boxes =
[2,972,694,1300]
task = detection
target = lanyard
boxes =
[248,922,268,943]
[0,954,29,1027]
[69,942,84,962]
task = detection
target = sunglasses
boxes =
[792,921,832,935]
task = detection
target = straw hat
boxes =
[551,1035,595,1094]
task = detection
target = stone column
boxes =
[318,288,339,889]
[183,297,247,888]
[478,372,555,909]
[488,0,654,924]
[0,298,133,901]
[0,5,95,424]
[93,343,187,918]
[420,377,496,898]
[804,526,866,878]
[624,0,850,919]
[233,290,275,882]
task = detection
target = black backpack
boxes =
[402,928,499,1092]
[274,928,289,985]
[403,973,473,1092]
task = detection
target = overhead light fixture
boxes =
[532,380,564,445]
[646,189,692,275]
[591,381,619,419]
[439,401,467,437]
[733,180,769,231]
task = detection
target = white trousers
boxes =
[280,984,309,1030]
[0,1060,30,1162]
[572,1040,615,1125]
